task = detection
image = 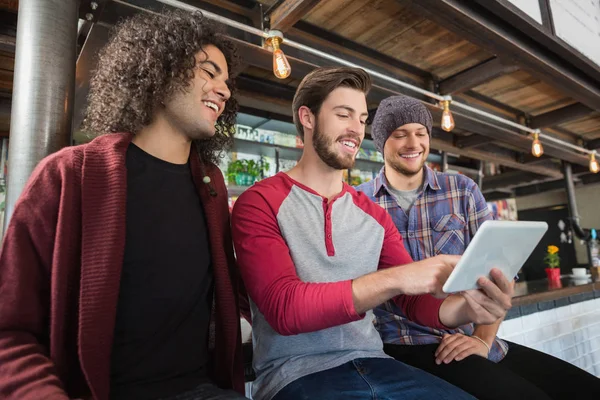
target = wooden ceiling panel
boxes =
[303,0,373,30]
[456,93,518,120]
[558,114,600,140]
[306,0,420,51]
[303,0,491,79]
[472,70,575,115]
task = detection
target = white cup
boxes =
[572,268,587,277]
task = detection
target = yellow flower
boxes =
[547,245,559,255]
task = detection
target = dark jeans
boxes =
[158,383,248,400]
[272,357,475,400]
[384,341,600,400]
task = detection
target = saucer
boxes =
[568,273,591,279]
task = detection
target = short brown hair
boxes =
[292,67,371,140]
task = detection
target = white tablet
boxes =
[442,220,548,293]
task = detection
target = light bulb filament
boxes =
[531,132,544,157]
[440,100,455,132]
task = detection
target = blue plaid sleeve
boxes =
[467,181,494,238]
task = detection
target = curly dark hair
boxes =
[82,9,239,164]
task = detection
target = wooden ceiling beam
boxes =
[461,90,524,117]
[430,133,562,178]
[89,0,589,168]
[267,0,322,32]
[408,0,600,112]
[439,57,519,95]
[514,179,570,196]
[529,103,594,128]
[291,21,432,81]
[239,30,589,166]
[587,138,600,150]
[236,74,296,101]
[482,170,548,191]
[520,154,554,165]
[0,1,18,12]
[453,133,492,149]
[442,107,589,166]
[227,73,562,178]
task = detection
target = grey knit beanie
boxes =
[371,95,433,153]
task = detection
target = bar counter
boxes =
[507,275,600,319]
[498,274,600,377]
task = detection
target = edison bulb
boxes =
[441,109,455,132]
[273,49,291,79]
[590,154,599,173]
[532,139,544,157]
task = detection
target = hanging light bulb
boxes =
[590,152,599,173]
[265,30,291,79]
[531,131,544,157]
[440,99,455,132]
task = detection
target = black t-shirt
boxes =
[109,143,213,400]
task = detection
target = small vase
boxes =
[545,267,561,281]
[548,278,563,289]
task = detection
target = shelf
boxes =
[355,158,384,172]
[232,139,385,172]
[232,139,303,161]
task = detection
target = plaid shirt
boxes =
[355,166,508,362]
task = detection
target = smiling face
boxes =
[162,44,231,140]
[384,122,430,176]
[309,86,368,170]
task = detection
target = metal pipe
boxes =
[478,160,484,189]
[156,0,594,156]
[3,0,78,233]
[562,162,588,241]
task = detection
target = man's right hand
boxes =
[351,254,459,314]
[394,255,460,298]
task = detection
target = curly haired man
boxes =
[0,10,248,400]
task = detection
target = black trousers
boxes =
[158,383,248,400]
[384,341,600,400]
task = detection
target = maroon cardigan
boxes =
[0,133,246,399]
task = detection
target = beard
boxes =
[312,119,359,170]
[388,153,427,177]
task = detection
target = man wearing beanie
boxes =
[356,95,600,400]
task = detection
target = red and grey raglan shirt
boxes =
[231,172,447,400]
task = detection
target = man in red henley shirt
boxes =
[232,67,515,400]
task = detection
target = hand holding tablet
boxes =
[442,220,548,294]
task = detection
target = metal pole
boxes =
[477,160,484,189]
[563,162,593,266]
[3,0,79,233]
[441,152,448,172]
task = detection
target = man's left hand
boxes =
[462,268,513,325]
[435,333,489,364]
